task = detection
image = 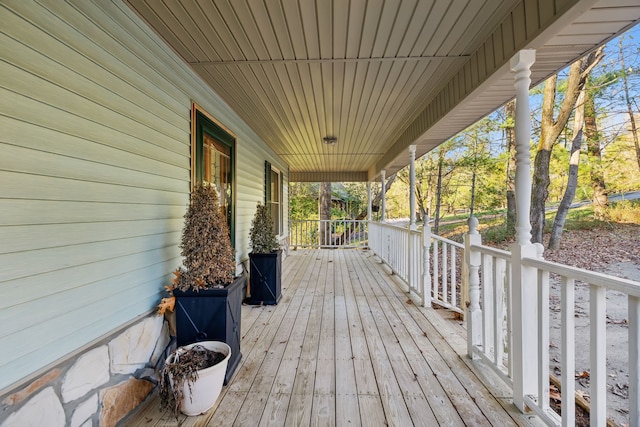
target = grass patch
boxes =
[544,206,604,232]
[432,198,640,245]
[605,200,640,223]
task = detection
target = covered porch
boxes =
[2,1,640,426]
[124,248,541,426]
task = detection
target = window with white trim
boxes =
[265,161,282,236]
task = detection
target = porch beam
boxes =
[191,55,470,66]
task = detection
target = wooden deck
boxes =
[122,249,542,426]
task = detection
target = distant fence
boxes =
[289,219,368,248]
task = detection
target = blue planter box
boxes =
[247,250,282,305]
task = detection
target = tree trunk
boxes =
[468,129,482,217]
[319,182,332,246]
[620,37,640,171]
[531,49,603,243]
[531,148,552,243]
[548,91,585,250]
[469,168,477,217]
[548,130,583,249]
[505,99,517,238]
[584,86,608,217]
[416,185,427,223]
[434,157,443,234]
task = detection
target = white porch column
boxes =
[513,50,535,246]
[465,217,482,357]
[510,49,538,413]
[367,181,372,222]
[409,145,417,230]
[380,170,386,223]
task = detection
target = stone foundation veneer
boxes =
[0,314,172,427]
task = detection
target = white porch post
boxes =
[409,145,417,230]
[510,49,538,413]
[465,217,482,358]
[367,181,372,222]
[380,170,386,223]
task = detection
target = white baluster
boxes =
[561,277,575,427]
[482,253,494,357]
[494,258,506,368]
[630,295,639,426]
[537,244,550,413]
[590,284,606,425]
[443,243,448,303]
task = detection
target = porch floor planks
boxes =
[350,253,440,426]
[311,250,336,426]
[237,249,320,427]
[120,249,542,427]
[333,250,361,427]
[342,250,387,426]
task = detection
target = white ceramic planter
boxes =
[167,341,231,416]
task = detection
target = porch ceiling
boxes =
[125,0,640,182]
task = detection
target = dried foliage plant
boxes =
[249,203,278,254]
[176,183,236,290]
[159,344,225,417]
[177,183,236,290]
[157,183,236,315]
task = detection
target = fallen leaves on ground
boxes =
[576,370,590,379]
[543,225,640,271]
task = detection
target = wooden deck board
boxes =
[119,249,543,427]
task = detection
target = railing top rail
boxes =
[523,256,640,297]
[370,221,407,230]
[432,234,464,249]
[470,243,511,260]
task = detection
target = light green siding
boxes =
[0,0,288,391]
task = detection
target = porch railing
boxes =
[289,219,368,248]
[465,218,639,427]
[368,221,464,315]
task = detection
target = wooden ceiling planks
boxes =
[126,0,640,181]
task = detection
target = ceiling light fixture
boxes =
[323,136,337,146]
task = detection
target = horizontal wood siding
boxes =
[0,0,288,391]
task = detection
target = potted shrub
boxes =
[159,341,231,416]
[246,202,282,305]
[158,183,245,384]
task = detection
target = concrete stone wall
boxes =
[0,315,172,427]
